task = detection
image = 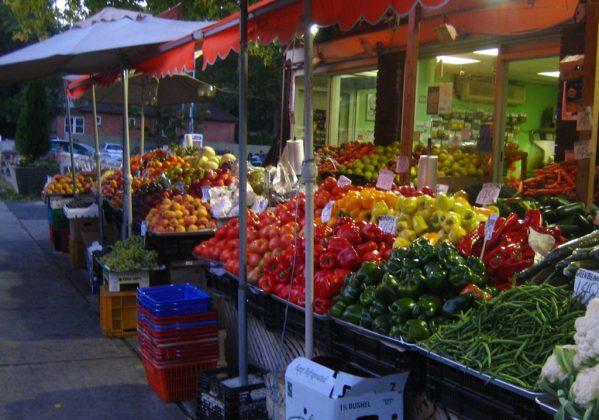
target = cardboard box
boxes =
[285,357,409,420]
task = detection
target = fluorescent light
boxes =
[473,48,498,56]
[538,71,560,78]
[310,24,319,35]
[436,56,480,65]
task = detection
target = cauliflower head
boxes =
[572,364,599,409]
[574,299,599,365]
[541,345,579,382]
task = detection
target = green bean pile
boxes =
[422,284,585,390]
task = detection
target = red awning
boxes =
[134,40,196,77]
[67,73,119,99]
[201,0,449,67]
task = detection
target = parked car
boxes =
[49,139,94,157]
[101,143,123,159]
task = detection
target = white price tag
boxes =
[321,200,335,223]
[337,175,352,187]
[251,198,268,214]
[435,184,449,194]
[577,106,593,131]
[378,215,398,234]
[484,213,499,241]
[140,221,148,237]
[460,128,471,141]
[175,181,186,192]
[573,268,599,305]
[376,169,395,191]
[449,136,460,149]
[476,183,501,206]
[395,156,410,173]
[574,139,592,160]
[201,187,211,203]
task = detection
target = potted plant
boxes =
[13,80,58,195]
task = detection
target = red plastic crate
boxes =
[142,354,217,402]
[137,305,217,326]
[138,333,218,363]
[137,318,218,344]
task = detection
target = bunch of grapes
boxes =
[100,236,158,272]
[132,183,180,224]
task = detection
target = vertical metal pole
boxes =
[141,103,145,155]
[189,70,196,133]
[492,52,508,183]
[303,0,315,359]
[237,0,249,386]
[91,84,104,245]
[63,81,77,195]
[122,70,133,239]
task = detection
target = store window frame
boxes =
[64,116,84,134]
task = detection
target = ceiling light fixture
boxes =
[310,24,319,35]
[473,48,499,56]
[436,56,480,65]
[538,71,560,78]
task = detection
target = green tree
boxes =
[15,80,50,161]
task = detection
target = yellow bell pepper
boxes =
[421,232,440,246]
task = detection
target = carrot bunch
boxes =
[521,161,577,198]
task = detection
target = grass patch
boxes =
[0,177,40,202]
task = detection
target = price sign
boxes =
[378,215,398,234]
[449,136,461,149]
[201,187,211,203]
[484,213,499,241]
[574,139,592,160]
[252,198,268,214]
[376,169,395,191]
[140,221,148,237]
[395,156,410,173]
[435,184,449,194]
[460,128,471,141]
[175,181,186,192]
[321,200,335,223]
[577,106,593,131]
[476,183,501,206]
[573,268,599,305]
[337,175,352,187]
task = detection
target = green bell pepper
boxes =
[423,261,448,294]
[391,247,409,260]
[436,240,457,264]
[359,286,376,306]
[440,295,474,319]
[396,268,425,298]
[374,273,400,305]
[466,256,486,275]
[341,303,365,324]
[339,284,362,305]
[401,319,431,342]
[388,324,403,338]
[372,314,394,335]
[368,299,387,319]
[411,237,437,263]
[383,258,403,276]
[445,252,466,269]
[388,297,416,321]
[411,294,442,321]
[402,257,422,269]
[448,265,475,291]
[328,301,347,318]
[359,310,374,329]
[356,261,384,286]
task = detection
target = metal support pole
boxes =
[141,103,145,155]
[302,0,316,359]
[91,84,104,245]
[237,0,249,386]
[121,70,133,239]
[189,70,196,133]
[63,81,77,195]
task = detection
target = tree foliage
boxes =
[15,80,50,161]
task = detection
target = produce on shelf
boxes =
[539,298,599,418]
[44,173,95,194]
[458,210,565,289]
[412,144,490,178]
[317,141,377,175]
[518,230,599,287]
[521,160,577,199]
[146,194,215,233]
[132,183,180,225]
[187,168,238,199]
[423,284,584,390]
[329,238,490,342]
[99,236,158,271]
[327,187,400,225]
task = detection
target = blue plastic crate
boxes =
[138,314,217,331]
[137,284,211,316]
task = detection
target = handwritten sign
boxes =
[175,181,186,192]
[435,184,449,195]
[378,215,398,234]
[201,187,211,203]
[321,200,335,223]
[476,183,501,206]
[337,175,352,187]
[574,139,592,160]
[140,221,148,237]
[449,136,460,149]
[577,106,593,131]
[251,198,268,214]
[574,268,599,305]
[484,213,499,241]
[395,156,410,173]
[376,169,395,191]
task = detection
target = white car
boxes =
[101,143,123,159]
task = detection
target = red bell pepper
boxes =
[333,269,352,285]
[336,224,362,245]
[258,274,275,294]
[356,241,377,256]
[361,250,382,264]
[523,209,543,229]
[289,286,305,306]
[460,284,491,302]
[315,225,333,242]
[337,247,361,271]
[275,283,290,298]
[263,256,279,275]
[319,252,338,269]
[313,297,334,315]
[327,237,353,253]
[362,223,383,242]
[314,270,339,299]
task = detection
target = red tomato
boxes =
[266,225,281,239]
[215,227,227,239]
[227,225,239,239]
[247,227,259,242]
[269,236,281,251]
[221,248,233,261]
[280,233,294,247]
[227,238,239,250]
[247,252,261,268]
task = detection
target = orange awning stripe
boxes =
[134,41,195,77]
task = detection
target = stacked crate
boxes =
[137,284,219,402]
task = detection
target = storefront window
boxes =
[293,75,329,148]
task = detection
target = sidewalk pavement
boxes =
[0,200,189,420]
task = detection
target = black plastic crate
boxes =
[145,230,214,263]
[246,289,279,330]
[425,357,550,420]
[330,324,424,388]
[206,271,238,301]
[196,365,267,420]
